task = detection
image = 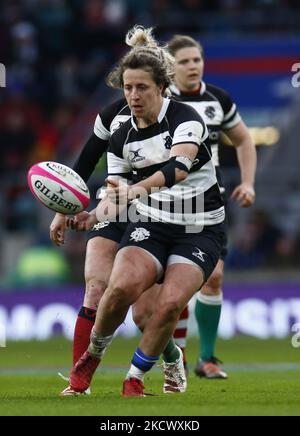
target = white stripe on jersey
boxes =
[173,120,208,146]
[107,152,132,174]
[211,144,219,166]
[123,134,171,168]
[94,114,110,140]
[182,101,225,127]
[110,115,131,135]
[223,103,237,122]
[222,113,242,130]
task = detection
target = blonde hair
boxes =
[107,25,175,90]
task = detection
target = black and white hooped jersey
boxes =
[170,82,241,190]
[93,97,131,140]
[107,98,225,227]
[73,98,131,181]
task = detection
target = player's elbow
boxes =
[234,131,255,149]
[175,168,189,183]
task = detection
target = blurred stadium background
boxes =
[1,0,300,355]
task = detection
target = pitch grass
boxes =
[1,337,300,416]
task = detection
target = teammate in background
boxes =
[50,97,130,379]
[168,35,256,378]
[68,25,225,397]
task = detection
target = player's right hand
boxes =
[49,213,67,247]
[67,211,98,232]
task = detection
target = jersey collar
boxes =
[169,81,206,96]
[130,98,171,131]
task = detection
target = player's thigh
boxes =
[202,258,224,295]
[108,246,159,303]
[159,263,205,312]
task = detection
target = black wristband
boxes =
[159,156,192,188]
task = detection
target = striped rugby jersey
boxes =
[107,98,225,227]
[170,81,241,191]
[93,98,131,140]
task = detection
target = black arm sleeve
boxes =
[72,133,109,182]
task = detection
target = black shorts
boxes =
[87,220,128,244]
[119,221,225,282]
[220,219,228,260]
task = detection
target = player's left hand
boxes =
[231,183,255,208]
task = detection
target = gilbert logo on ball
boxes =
[28,161,90,214]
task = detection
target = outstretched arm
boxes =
[226,121,256,208]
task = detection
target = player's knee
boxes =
[202,268,224,295]
[84,277,107,308]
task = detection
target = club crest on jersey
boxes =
[163,135,172,150]
[192,247,207,262]
[205,106,216,120]
[130,227,150,242]
[129,148,145,163]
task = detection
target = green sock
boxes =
[163,338,180,363]
[195,292,222,362]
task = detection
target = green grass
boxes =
[1,337,300,416]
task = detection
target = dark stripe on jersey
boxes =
[214,166,224,190]
[132,161,169,183]
[190,149,212,173]
[73,133,108,182]
[116,172,133,181]
[100,98,129,131]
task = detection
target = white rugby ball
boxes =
[28,161,90,214]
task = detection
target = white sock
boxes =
[197,290,223,306]
[88,328,114,358]
[126,364,146,382]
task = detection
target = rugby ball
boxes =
[28,161,90,214]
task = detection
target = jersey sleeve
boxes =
[171,104,208,148]
[172,120,208,148]
[107,134,133,181]
[93,99,127,140]
[218,89,242,130]
[72,133,108,182]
